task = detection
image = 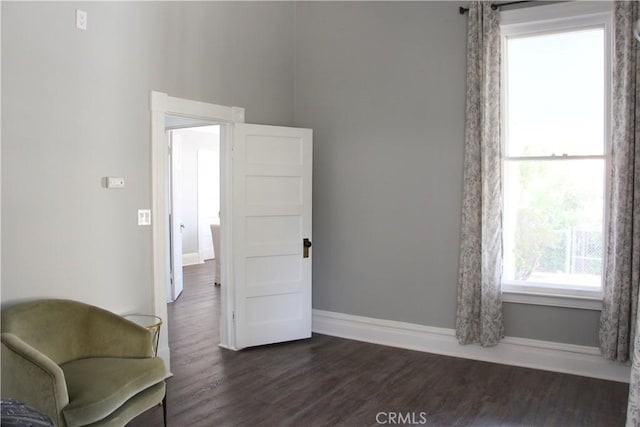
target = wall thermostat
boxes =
[105,177,125,189]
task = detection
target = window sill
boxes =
[502,289,603,311]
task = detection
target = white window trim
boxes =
[499,2,613,310]
[502,292,603,311]
[502,288,603,311]
[500,2,613,30]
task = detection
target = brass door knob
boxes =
[303,238,312,258]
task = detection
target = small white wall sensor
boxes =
[106,177,125,189]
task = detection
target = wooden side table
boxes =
[124,314,162,356]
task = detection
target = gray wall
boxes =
[2,1,601,347]
[293,2,601,347]
[1,2,294,314]
[162,2,294,127]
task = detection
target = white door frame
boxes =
[151,91,244,366]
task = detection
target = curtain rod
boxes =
[459,1,531,15]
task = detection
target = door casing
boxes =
[151,91,245,368]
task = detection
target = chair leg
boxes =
[162,394,167,427]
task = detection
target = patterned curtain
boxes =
[600,1,640,366]
[612,2,640,425]
[455,1,504,347]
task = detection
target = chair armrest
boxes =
[1,333,69,427]
[87,311,154,358]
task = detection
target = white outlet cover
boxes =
[76,9,87,30]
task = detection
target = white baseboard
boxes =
[182,253,202,266]
[312,309,630,383]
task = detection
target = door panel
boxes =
[246,176,302,205]
[246,135,303,166]
[246,255,302,285]
[233,123,312,349]
[246,216,302,246]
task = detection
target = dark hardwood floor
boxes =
[129,261,629,426]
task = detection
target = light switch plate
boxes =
[138,209,151,226]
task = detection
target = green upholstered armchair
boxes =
[1,299,168,427]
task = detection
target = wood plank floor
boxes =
[129,261,629,426]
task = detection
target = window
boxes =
[500,3,612,306]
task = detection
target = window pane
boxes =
[505,28,604,157]
[503,159,604,288]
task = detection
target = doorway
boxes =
[151,91,313,369]
[150,92,243,367]
[166,123,221,302]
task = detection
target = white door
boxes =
[169,132,184,301]
[233,124,312,349]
